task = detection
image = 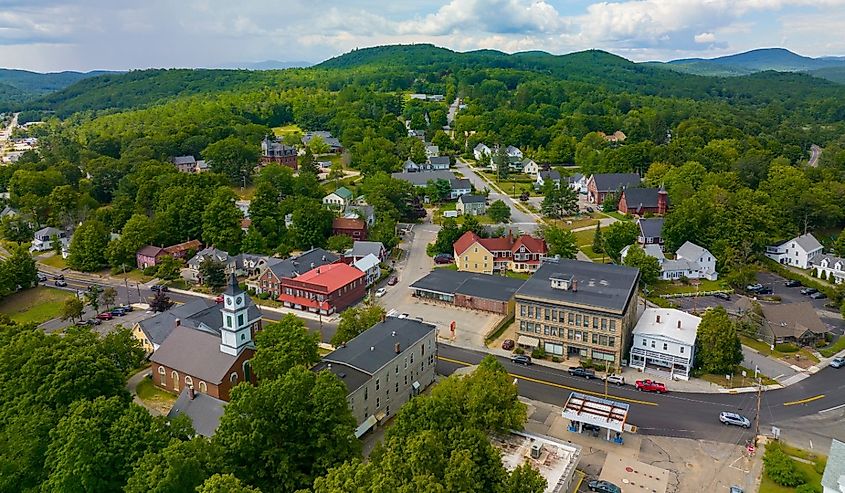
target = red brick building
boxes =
[586,173,641,205]
[617,187,668,216]
[260,136,298,169]
[278,262,366,315]
[332,217,367,241]
[150,275,261,401]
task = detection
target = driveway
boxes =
[454,158,540,234]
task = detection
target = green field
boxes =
[0,286,74,324]
[271,124,303,136]
[759,442,825,493]
[136,377,177,411]
[38,254,67,269]
[572,229,594,247]
[651,279,729,295]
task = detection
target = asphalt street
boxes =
[436,345,845,444]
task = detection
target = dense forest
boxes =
[2,42,845,491]
[0,69,109,112]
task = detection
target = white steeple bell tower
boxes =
[220,273,252,356]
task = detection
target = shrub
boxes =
[795,483,820,493]
[775,343,799,353]
[815,340,827,348]
[551,356,561,363]
[258,292,270,300]
[531,348,546,359]
[143,266,158,276]
[763,444,805,487]
[513,347,525,355]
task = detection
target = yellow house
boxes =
[453,231,510,274]
[131,322,155,353]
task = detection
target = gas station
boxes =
[563,392,630,444]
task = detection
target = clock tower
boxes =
[220,272,252,356]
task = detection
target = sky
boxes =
[1,0,845,72]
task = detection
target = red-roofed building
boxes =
[277,262,366,315]
[136,239,201,269]
[332,217,367,240]
[453,230,547,274]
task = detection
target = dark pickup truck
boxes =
[568,367,596,379]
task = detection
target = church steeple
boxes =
[220,272,251,356]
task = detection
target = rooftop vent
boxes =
[175,318,181,327]
[394,343,401,354]
[370,346,375,351]
[392,331,396,337]
[550,274,575,291]
[530,443,543,459]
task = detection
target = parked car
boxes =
[568,367,596,379]
[96,312,113,320]
[54,274,65,280]
[74,319,88,326]
[587,480,622,493]
[54,279,67,287]
[387,276,398,286]
[745,283,763,292]
[511,355,532,366]
[801,287,818,295]
[713,292,730,301]
[635,379,667,393]
[375,288,386,298]
[719,412,751,428]
[86,319,102,326]
[398,313,409,319]
[434,256,454,265]
[37,273,48,282]
[214,294,224,303]
[502,339,515,350]
[120,305,133,312]
[757,287,773,295]
[829,357,845,368]
[110,308,126,316]
[604,374,625,386]
[151,284,168,292]
[729,486,744,493]
[784,280,802,287]
[810,291,827,300]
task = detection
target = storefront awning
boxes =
[355,415,378,438]
[517,335,540,347]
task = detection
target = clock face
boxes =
[226,297,233,306]
[236,296,243,305]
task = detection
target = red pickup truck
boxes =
[635,379,667,393]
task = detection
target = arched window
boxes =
[242,360,252,381]
[185,376,193,388]
[199,381,207,393]
[230,372,239,384]
[171,371,179,391]
[158,366,166,385]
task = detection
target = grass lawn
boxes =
[435,264,458,271]
[651,279,729,295]
[123,269,153,283]
[271,124,303,136]
[0,286,74,324]
[572,229,594,247]
[760,443,825,493]
[504,271,530,280]
[820,336,845,357]
[603,211,633,222]
[136,377,177,413]
[740,336,820,365]
[38,254,67,269]
[700,366,778,388]
[553,214,600,231]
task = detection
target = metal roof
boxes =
[322,317,436,374]
[409,269,525,302]
[312,360,371,394]
[589,173,640,192]
[562,392,629,433]
[515,259,639,313]
[167,388,226,437]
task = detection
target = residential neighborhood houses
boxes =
[766,233,824,269]
[391,170,472,199]
[586,173,641,204]
[621,240,718,281]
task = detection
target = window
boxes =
[592,333,598,344]
[185,376,193,388]
[226,315,232,327]
[395,382,399,393]
[230,373,239,384]
[237,314,244,326]
[602,318,608,330]
[663,343,668,351]
[568,313,574,325]
[520,304,526,317]
[375,378,380,390]
[610,320,617,332]
[364,387,368,400]
[583,316,589,327]
[608,337,615,347]
[544,308,550,321]
[171,371,179,390]
[576,314,582,325]
[158,366,166,385]
[199,381,207,393]
[642,339,647,346]
[680,347,685,354]
[651,340,655,348]
[376,397,380,408]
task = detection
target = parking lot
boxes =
[41,303,151,336]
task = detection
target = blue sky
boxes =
[1,0,844,72]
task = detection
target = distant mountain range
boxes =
[214,60,313,70]
[0,69,113,112]
[645,48,845,83]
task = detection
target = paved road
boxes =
[437,345,845,443]
[454,158,540,234]
[808,144,822,167]
[741,346,798,382]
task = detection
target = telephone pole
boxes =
[754,377,762,444]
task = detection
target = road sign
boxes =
[772,426,781,439]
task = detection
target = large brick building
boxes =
[277,262,366,315]
[260,136,298,169]
[149,275,261,401]
[586,173,640,205]
[253,248,339,298]
[514,259,640,370]
[617,187,668,216]
[332,217,367,240]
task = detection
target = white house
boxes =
[29,227,68,252]
[235,200,251,218]
[621,241,717,281]
[322,187,354,210]
[505,145,523,160]
[536,170,561,189]
[566,173,587,194]
[353,253,381,287]
[522,159,539,175]
[765,233,823,269]
[821,439,845,493]
[813,254,845,284]
[473,143,492,161]
[425,144,439,158]
[673,241,718,281]
[629,308,700,381]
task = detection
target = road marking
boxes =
[819,403,845,413]
[436,355,658,406]
[572,470,585,493]
[783,394,825,406]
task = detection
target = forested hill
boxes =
[0,68,109,112]
[27,69,283,118]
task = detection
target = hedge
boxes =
[763,443,806,487]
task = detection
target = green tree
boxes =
[298,147,319,175]
[307,135,331,155]
[47,184,81,228]
[540,181,577,218]
[430,218,462,255]
[834,234,845,257]
[67,219,110,271]
[331,304,386,346]
[763,444,805,487]
[252,314,320,381]
[197,474,262,493]
[85,285,103,314]
[102,287,117,309]
[695,307,742,374]
[488,200,511,223]
[326,234,353,253]
[602,221,639,262]
[124,438,223,493]
[149,290,175,312]
[368,218,400,251]
[100,326,146,374]
[60,297,84,323]
[203,136,260,183]
[622,244,660,287]
[593,223,604,254]
[0,214,34,244]
[495,145,510,181]
[290,198,333,250]
[426,178,452,203]
[214,367,360,493]
[155,255,182,280]
[202,188,244,255]
[539,224,578,259]
[199,258,227,289]
[3,243,38,291]
[106,213,155,269]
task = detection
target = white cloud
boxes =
[695,32,716,43]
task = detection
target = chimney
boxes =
[571,279,577,292]
[656,315,661,323]
[311,262,315,269]
[175,318,181,327]
[188,387,195,400]
[394,342,401,353]
[370,346,375,351]
[322,255,326,261]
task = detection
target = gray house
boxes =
[456,194,487,216]
[313,317,437,438]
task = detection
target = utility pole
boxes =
[604,361,609,398]
[122,264,130,304]
[754,377,762,445]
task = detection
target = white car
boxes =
[604,374,625,386]
[375,288,386,298]
[719,412,751,428]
